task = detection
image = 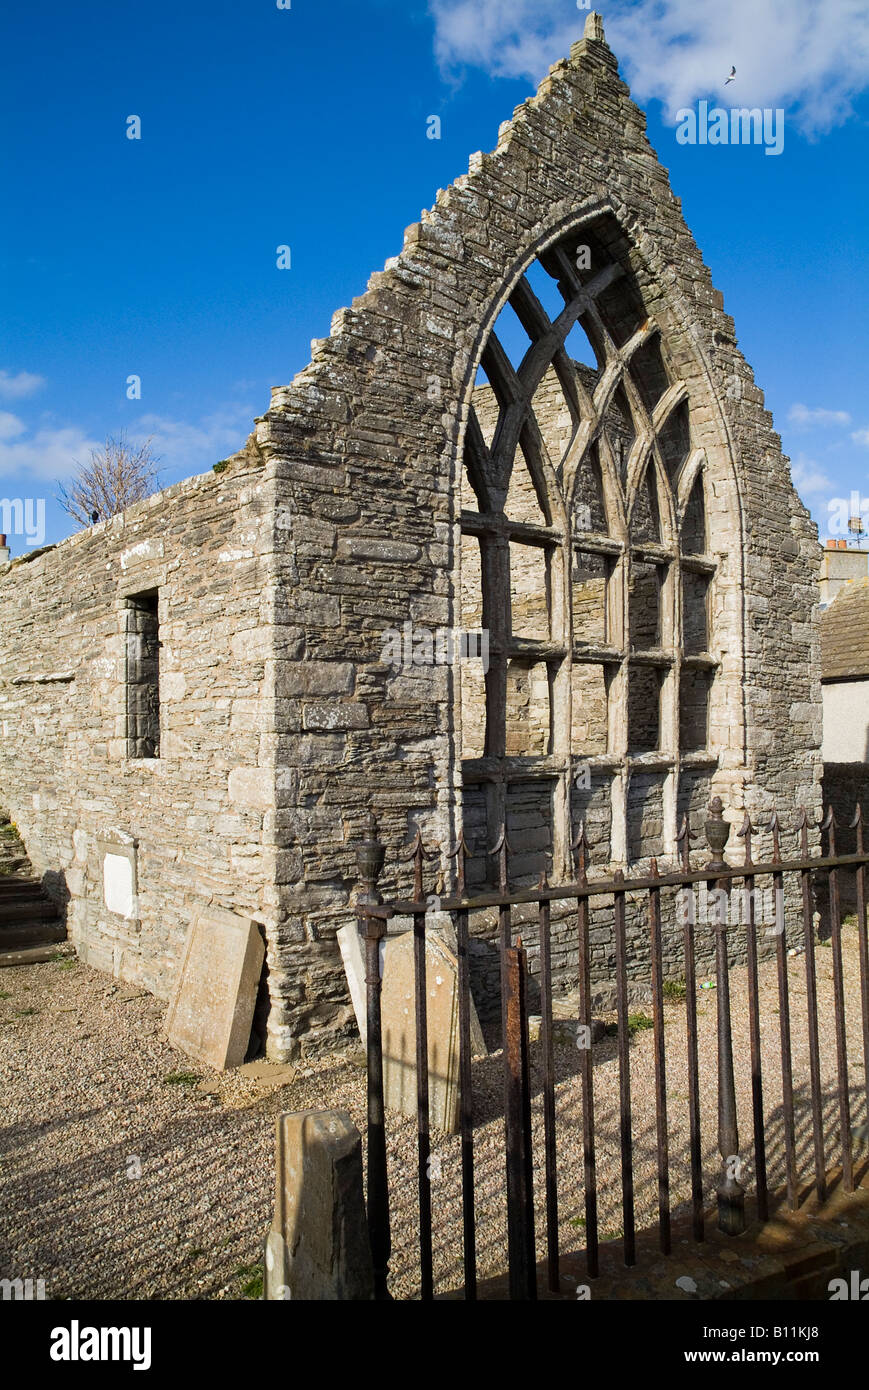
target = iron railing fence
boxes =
[354,797,869,1300]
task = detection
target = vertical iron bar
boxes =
[852,806,869,1152]
[824,808,853,1192]
[451,833,477,1300]
[613,870,636,1266]
[678,817,704,1243]
[363,909,391,1299]
[574,826,599,1278]
[705,798,745,1235]
[713,877,744,1234]
[494,826,518,1290]
[538,874,560,1292]
[648,858,670,1254]
[495,827,512,1103]
[356,813,390,1300]
[738,814,768,1221]
[504,940,536,1299]
[799,809,826,1202]
[770,812,797,1210]
[411,835,433,1300]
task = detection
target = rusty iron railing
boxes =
[355,799,869,1300]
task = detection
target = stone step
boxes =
[0,944,66,968]
[0,881,46,900]
[0,899,60,924]
[0,921,66,952]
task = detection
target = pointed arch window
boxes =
[459,218,719,880]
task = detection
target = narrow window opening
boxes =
[126,591,160,759]
[628,664,662,754]
[679,668,711,752]
[682,570,711,654]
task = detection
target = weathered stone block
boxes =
[166,907,265,1069]
[381,930,485,1134]
[263,1109,373,1300]
[276,662,355,697]
[228,766,273,808]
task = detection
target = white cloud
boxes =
[0,369,46,401]
[788,403,851,429]
[0,404,255,485]
[0,412,27,441]
[0,420,103,482]
[790,456,835,499]
[136,404,255,476]
[429,0,869,133]
[852,427,869,447]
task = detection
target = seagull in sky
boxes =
[725,66,736,84]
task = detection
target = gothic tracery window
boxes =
[459,218,718,882]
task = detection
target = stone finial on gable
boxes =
[571,10,615,65]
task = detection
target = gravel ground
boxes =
[1,924,867,1301]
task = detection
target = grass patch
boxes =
[235,1264,263,1299]
[627,1012,654,1037]
[662,978,687,1002]
[569,1215,586,1229]
[602,1014,655,1039]
[0,991,11,1000]
[15,1007,39,1017]
[163,1071,200,1086]
[56,959,77,971]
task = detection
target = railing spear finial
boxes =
[737,810,755,867]
[447,828,473,897]
[572,821,589,882]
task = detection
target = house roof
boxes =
[820,579,869,681]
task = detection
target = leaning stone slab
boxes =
[381,931,485,1134]
[336,921,372,1047]
[339,921,486,1060]
[263,1109,374,1300]
[166,907,264,1070]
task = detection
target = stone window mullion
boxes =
[481,532,511,760]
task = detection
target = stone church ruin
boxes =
[0,16,821,1063]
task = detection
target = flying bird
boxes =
[725,66,736,84]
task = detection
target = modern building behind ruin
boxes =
[0,16,822,1061]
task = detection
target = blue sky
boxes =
[1,0,868,548]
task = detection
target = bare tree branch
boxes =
[56,434,162,528]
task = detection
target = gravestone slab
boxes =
[339,922,486,1062]
[263,1109,373,1301]
[380,931,484,1134]
[336,922,377,1049]
[166,907,264,1070]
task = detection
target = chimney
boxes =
[838,539,848,550]
[826,539,837,549]
[0,533,9,565]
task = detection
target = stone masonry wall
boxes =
[0,458,278,1001]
